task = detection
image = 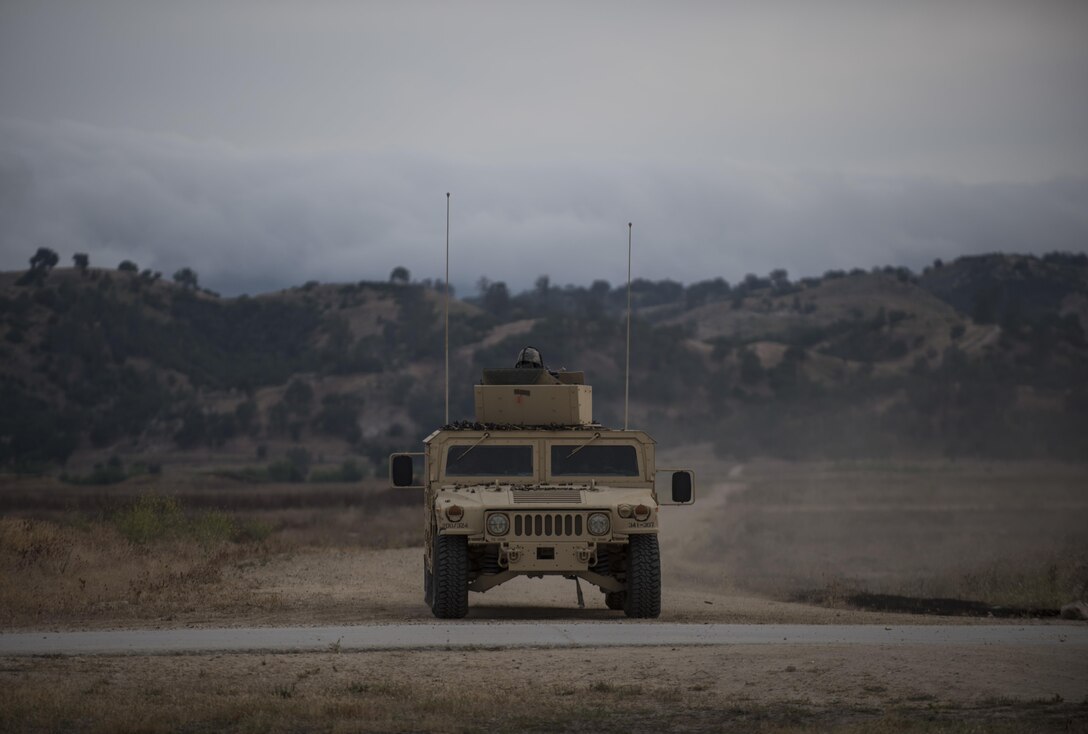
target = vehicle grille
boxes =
[511,512,586,538]
[511,489,583,504]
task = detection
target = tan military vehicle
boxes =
[390,349,695,619]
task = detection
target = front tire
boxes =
[624,534,661,618]
[431,535,468,619]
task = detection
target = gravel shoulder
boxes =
[3,643,1085,733]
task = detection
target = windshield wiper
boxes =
[565,432,602,459]
[450,432,491,464]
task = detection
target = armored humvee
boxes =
[390,352,695,619]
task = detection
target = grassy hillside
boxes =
[1,252,1086,472]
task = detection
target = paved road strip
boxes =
[2,623,1085,656]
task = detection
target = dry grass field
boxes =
[691,459,1088,612]
[2,457,1087,732]
[0,475,418,629]
[3,458,1086,631]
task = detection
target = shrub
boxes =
[266,460,304,483]
[266,449,310,482]
[232,518,274,543]
[114,495,185,544]
[113,495,272,546]
[191,511,235,547]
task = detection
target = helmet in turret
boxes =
[515,346,544,369]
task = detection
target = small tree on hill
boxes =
[390,266,411,284]
[30,247,59,271]
[769,268,790,291]
[483,281,511,315]
[16,247,59,285]
[173,267,199,290]
[118,260,138,273]
[73,253,89,274]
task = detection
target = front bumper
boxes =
[501,540,594,572]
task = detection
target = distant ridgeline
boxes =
[1,251,1086,470]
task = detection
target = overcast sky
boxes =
[2,1,1086,296]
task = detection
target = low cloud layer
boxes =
[2,118,1086,296]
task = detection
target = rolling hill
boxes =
[1,251,1086,472]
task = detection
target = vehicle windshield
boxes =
[550,445,640,476]
[445,445,534,477]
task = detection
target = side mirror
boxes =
[671,470,693,504]
[391,454,415,487]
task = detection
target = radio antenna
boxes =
[445,192,451,425]
[624,222,632,431]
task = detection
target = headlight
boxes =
[487,513,510,536]
[445,505,464,522]
[633,504,651,521]
[617,504,633,518]
[587,512,610,536]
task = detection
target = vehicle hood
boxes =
[442,484,655,509]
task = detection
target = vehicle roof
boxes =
[424,426,655,445]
